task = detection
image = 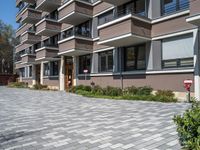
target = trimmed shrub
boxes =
[137,86,153,96]
[173,100,200,150]
[33,84,48,90]
[124,86,138,95]
[91,85,104,95]
[104,86,122,97]
[8,82,28,88]
[124,86,153,96]
[155,90,175,98]
[75,85,91,92]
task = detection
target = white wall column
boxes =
[194,28,200,100]
[59,56,65,91]
[32,65,36,85]
[40,62,44,85]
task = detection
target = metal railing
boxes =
[62,0,92,4]
[61,28,91,40]
[42,43,58,48]
[98,7,148,25]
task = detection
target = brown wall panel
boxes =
[78,73,194,92]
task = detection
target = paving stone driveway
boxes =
[0,87,189,150]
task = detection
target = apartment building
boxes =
[15,0,200,99]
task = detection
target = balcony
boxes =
[15,43,32,53]
[58,0,93,25]
[35,17,61,36]
[20,7,42,24]
[101,0,132,6]
[186,0,200,26]
[16,0,22,7]
[35,44,59,61]
[21,49,36,64]
[36,0,62,12]
[21,31,41,44]
[21,54,36,64]
[58,29,93,56]
[16,24,32,38]
[97,8,151,47]
[22,0,35,4]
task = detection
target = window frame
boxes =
[43,63,50,76]
[124,44,146,71]
[98,50,114,73]
[161,0,189,16]
[79,54,92,74]
[52,61,59,76]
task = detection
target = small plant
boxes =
[104,86,122,97]
[33,84,48,90]
[124,86,138,95]
[91,85,104,95]
[173,99,200,150]
[137,86,153,96]
[124,86,153,96]
[8,82,28,88]
[155,90,175,98]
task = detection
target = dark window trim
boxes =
[124,44,146,71]
[98,50,114,73]
[79,54,92,74]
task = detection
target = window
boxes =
[99,50,113,72]
[52,61,59,76]
[161,0,189,16]
[20,68,25,77]
[79,54,91,74]
[43,63,50,76]
[162,34,193,68]
[98,10,113,25]
[29,66,32,77]
[124,45,146,71]
[74,21,91,37]
[116,0,147,18]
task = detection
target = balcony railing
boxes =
[161,1,189,16]
[61,28,91,40]
[41,43,59,48]
[24,48,36,55]
[62,0,92,4]
[98,7,148,25]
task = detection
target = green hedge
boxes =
[69,85,177,103]
[32,84,48,90]
[173,100,200,150]
[8,82,28,88]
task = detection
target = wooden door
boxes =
[65,63,74,90]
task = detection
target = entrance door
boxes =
[65,63,74,91]
[35,65,40,84]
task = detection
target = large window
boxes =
[162,34,194,68]
[79,54,91,74]
[29,66,32,77]
[99,50,113,72]
[20,68,25,77]
[44,63,50,76]
[52,61,59,76]
[124,45,146,71]
[98,10,113,25]
[161,0,189,16]
[74,21,91,37]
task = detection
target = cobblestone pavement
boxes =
[0,87,189,150]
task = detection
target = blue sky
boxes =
[0,0,18,29]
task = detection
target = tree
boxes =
[0,20,16,74]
